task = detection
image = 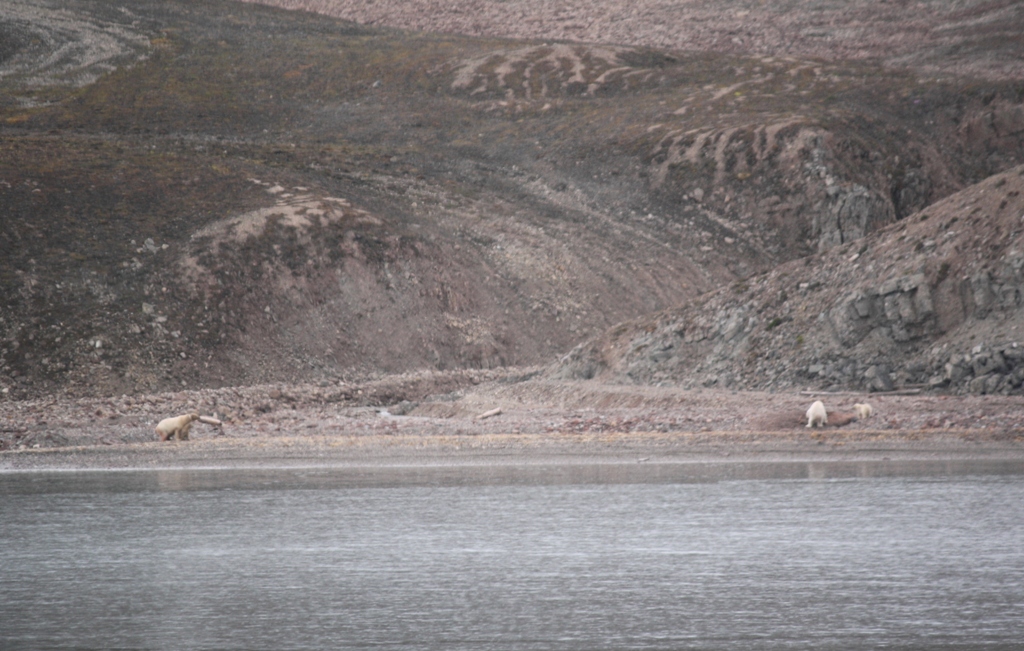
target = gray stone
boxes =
[969,375,990,395]
[985,374,1005,394]
[1003,345,1024,361]
[852,292,874,318]
[841,360,859,378]
[905,299,920,325]
[891,322,911,343]
[829,301,868,346]
[864,364,894,392]
[893,168,932,218]
[972,350,1007,376]
[1012,367,1024,388]
[912,283,935,318]
[901,274,925,292]
[1008,253,1024,278]
[717,309,749,341]
[969,272,996,318]
[389,400,418,416]
[882,294,902,321]
[815,185,895,252]
[649,344,674,363]
[945,362,968,384]
[997,284,1021,308]
[879,278,901,296]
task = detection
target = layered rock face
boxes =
[554,165,1024,395]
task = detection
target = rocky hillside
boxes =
[555,165,1024,395]
[1,0,1023,400]
[250,0,1024,82]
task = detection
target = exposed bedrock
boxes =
[553,165,1024,395]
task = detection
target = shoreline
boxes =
[3,431,1023,485]
[4,380,1024,481]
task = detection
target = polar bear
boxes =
[156,413,200,442]
[806,400,828,428]
[853,403,874,420]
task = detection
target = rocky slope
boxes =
[1,0,1023,401]
[249,0,1024,82]
[555,164,1024,395]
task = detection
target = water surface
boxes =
[2,465,1022,650]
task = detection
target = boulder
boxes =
[863,364,894,392]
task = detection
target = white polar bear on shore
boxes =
[806,400,828,428]
[156,413,199,442]
[853,403,874,420]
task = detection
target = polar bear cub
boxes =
[806,400,828,428]
[853,403,874,420]
[156,413,200,441]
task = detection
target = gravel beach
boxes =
[4,370,1023,473]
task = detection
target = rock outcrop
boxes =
[816,185,895,252]
[554,165,1024,395]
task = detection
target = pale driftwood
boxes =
[198,415,223,427]
[799,389,921,397]
[475,407,503,420]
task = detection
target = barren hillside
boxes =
[248,0,1024,81]
[1,0,1023,402]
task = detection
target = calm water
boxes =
[2,463,1023,650]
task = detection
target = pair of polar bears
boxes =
[806,400,873,428]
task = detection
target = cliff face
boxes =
[555,165,1024,395]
